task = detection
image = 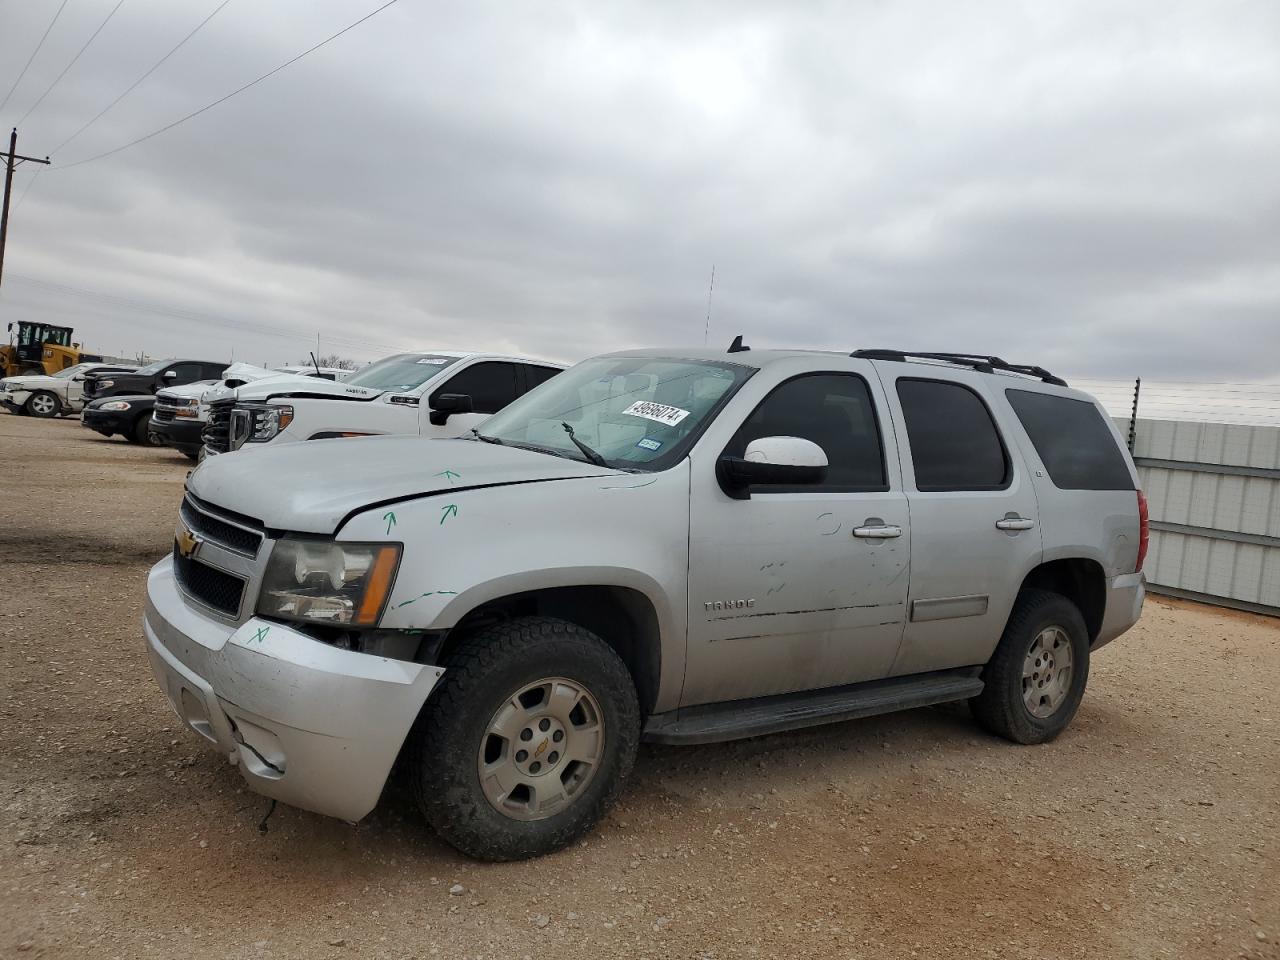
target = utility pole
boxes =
[0,128,51,291]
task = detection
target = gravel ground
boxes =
[2,413,1277,960]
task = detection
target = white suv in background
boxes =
[201,351,564,456]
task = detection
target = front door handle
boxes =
[853,523,903,539]
[995,517,1035,531]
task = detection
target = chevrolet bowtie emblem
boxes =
[175,524,202,559]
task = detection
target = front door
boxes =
[682,365,911,707]
[421,360,520,437]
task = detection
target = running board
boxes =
[643,670,984,745]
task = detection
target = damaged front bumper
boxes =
[143,556,443,822]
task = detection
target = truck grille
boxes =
[153,407,175,422]
[204,399,234,453]
[173,544,245,617]
[180,495,264,557]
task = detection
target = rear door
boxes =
[877,369,1042,676]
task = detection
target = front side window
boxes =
[133,359,172,377]
[523,365,561,392]
[1006,389,1134,490]
[478,357,753,470]
[431,362,520,414]
[723,373,887,491]
[897,378,1009,491]
[343,354,461,393]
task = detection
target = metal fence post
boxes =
[1127,377,1141,453]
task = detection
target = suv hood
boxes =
[158,381,216,401]
[187,436,621,533]
[0,374,59,390]
[231,376,382,403]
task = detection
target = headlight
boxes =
[97,379,115,389]
[257,539,400,626]
[248,404,294,442]
[100,400,132,411]
[173,399,200,418]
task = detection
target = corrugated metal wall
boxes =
[1116,417,1280,614]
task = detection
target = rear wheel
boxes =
[971,589,1089,744]
[25,391,61,418]
[410,616,639,861]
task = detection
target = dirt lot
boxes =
[1,412,1277,959]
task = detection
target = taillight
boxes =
[1136,490,1150,573]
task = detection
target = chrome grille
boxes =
[180,495,264,557]
[204,398,234,453]
[173,545,245,617]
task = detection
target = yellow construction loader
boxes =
[1,321,106,376]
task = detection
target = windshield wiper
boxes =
[470,427,503,445]
[561,422,609,466]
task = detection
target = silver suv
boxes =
[143,342,1147,860]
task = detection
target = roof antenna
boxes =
[727,334,749,353]
[702,264,715,345]
[309,350,321,376]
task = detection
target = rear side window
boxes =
[1006,389,1134,490]
[724,373,887,491]
[431,361,520,414]
[897,378,1009,491]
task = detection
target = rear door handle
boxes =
[995,517,1035,531]
[853,523,903,539]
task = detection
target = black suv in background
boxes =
[83,358,227,400]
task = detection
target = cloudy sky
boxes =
[1,0,1278,386]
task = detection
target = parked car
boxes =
[143,343,1146,861]
[200,351,563,456]
[152,364,343,460]
[0,362,138,418]
[82,394,162,446]
[83,358,228,402]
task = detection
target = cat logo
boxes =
[175,524,202,559]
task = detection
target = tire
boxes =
[410,616,640,861]
[130,416,162,446]
[25,390,61,418]
[971,589,1090,744]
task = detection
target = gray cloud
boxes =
[1,0,1277,383]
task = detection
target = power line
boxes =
[18,0,128,126]
[52,0,233,155]
[12,166,43,211]
[0,0,72,116]
[57,0,404,170]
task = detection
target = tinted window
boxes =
[432,362,520,414]
[166,363,205,384]
[724,373,886,491]
[897,379,1008,491]
[523,365,561,392]
[1006,389,1134,490]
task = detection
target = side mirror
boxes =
[163,370,178,379]
[428,392,473,426]
[72,375,85,382]
[716,436,828,499]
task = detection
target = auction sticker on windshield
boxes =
[416,358,450,364]
[622,401,690,427]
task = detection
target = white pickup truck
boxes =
[201,351,563,456]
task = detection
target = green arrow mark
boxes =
[440,504,458,525]
[383,511,397,535]
[434,469,461,484]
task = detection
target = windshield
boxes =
[133,359,171,376]
[478,357,753,469]
[52,364,91,379]
[342,353,460,393]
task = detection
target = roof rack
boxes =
[849,349,1068,387]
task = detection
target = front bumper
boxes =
[143,557,444,822]
[81,407,131,435]
[151,416,205,450]
[1,390,31,411]
[1093,571,1146,650]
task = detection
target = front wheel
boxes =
[971,589,1090,744]
[410,616,640,861]
[130,416,162,446]
[25,391,61,418]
